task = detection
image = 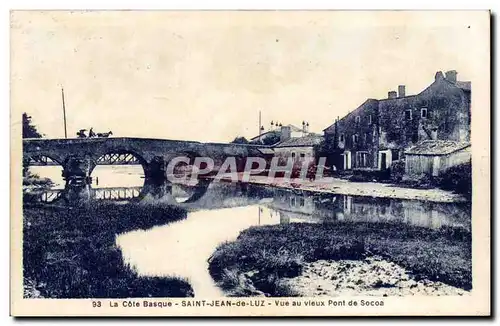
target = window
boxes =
[356,152,368,167]
[355,116,360,123]
[391,149,399,161]
[299,198,305,207]
[300,153,306,160]
[291,152,296,159]
[368,115,373,124]
[340,134,345,142]
[411,132,418,143]
[405,110,412,120]
[353,134,359,144]
[364,133,368,143]
[421,108,428,118]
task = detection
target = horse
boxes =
[97,131,113,138]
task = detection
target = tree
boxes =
[261,133,281,146]
[231,136,249,144]
[22,113,43,138]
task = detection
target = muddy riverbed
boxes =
[280,256,467,297]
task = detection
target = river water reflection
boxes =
[25,165,471,297]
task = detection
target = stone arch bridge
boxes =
[23,137,272,182]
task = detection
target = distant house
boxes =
[250,124,308,146]
[404,140,471,178]
[321,70,471,172]
[273,133,324,163]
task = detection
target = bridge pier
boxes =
[61,155,96,185]
[144,156,167,182]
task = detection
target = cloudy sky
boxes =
[11,11,487,142]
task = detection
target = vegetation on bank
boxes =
[346,161,472,200]
[208,222,471,297]
[23,202,194,298]
[23,171,54,189]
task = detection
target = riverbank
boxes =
[244,176,467,203]
[208,222,471,297]
[23,202,194,298]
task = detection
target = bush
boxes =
[399,174,435,189]
[390,160,405,183]
[349,169,389,182]
[436,162,472,198]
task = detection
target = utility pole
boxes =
[61,87,68,138]
[258,110,262,143]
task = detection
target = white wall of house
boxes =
[273,146,315,162]
[290,131,306,138]
[342,151,352,169]
[439,147,471,171]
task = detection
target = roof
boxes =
[287,124,305,132]
[274,134,323,148]
[249,124,302,141]
[249,130,279,141]
[405,140,471,156]
[323,74,471,133]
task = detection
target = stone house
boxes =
[322,70,471,171]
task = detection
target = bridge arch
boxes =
[90,149,149,174]
[23,153,64,168]
[87,149,150,188]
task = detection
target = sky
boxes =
[10,11,487,143]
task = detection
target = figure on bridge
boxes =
[88,127,96,138]
[76,129,87,138]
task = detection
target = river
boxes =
[24,165,471,298]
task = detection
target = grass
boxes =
[208,222,471,296]
[23,201,194,298]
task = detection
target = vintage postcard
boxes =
[10,10,490,316]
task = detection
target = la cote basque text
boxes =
[93,299,384,309]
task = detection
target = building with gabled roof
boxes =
[321,70,471,172]
[404,140,471,177]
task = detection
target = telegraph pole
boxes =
[61,87,68,138]
[258,110,262,142]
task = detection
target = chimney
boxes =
[445,70,457,83]
[435,71,444,81]
[398,85,406,98]
[388,91,397,99]
[280,125,291,142]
